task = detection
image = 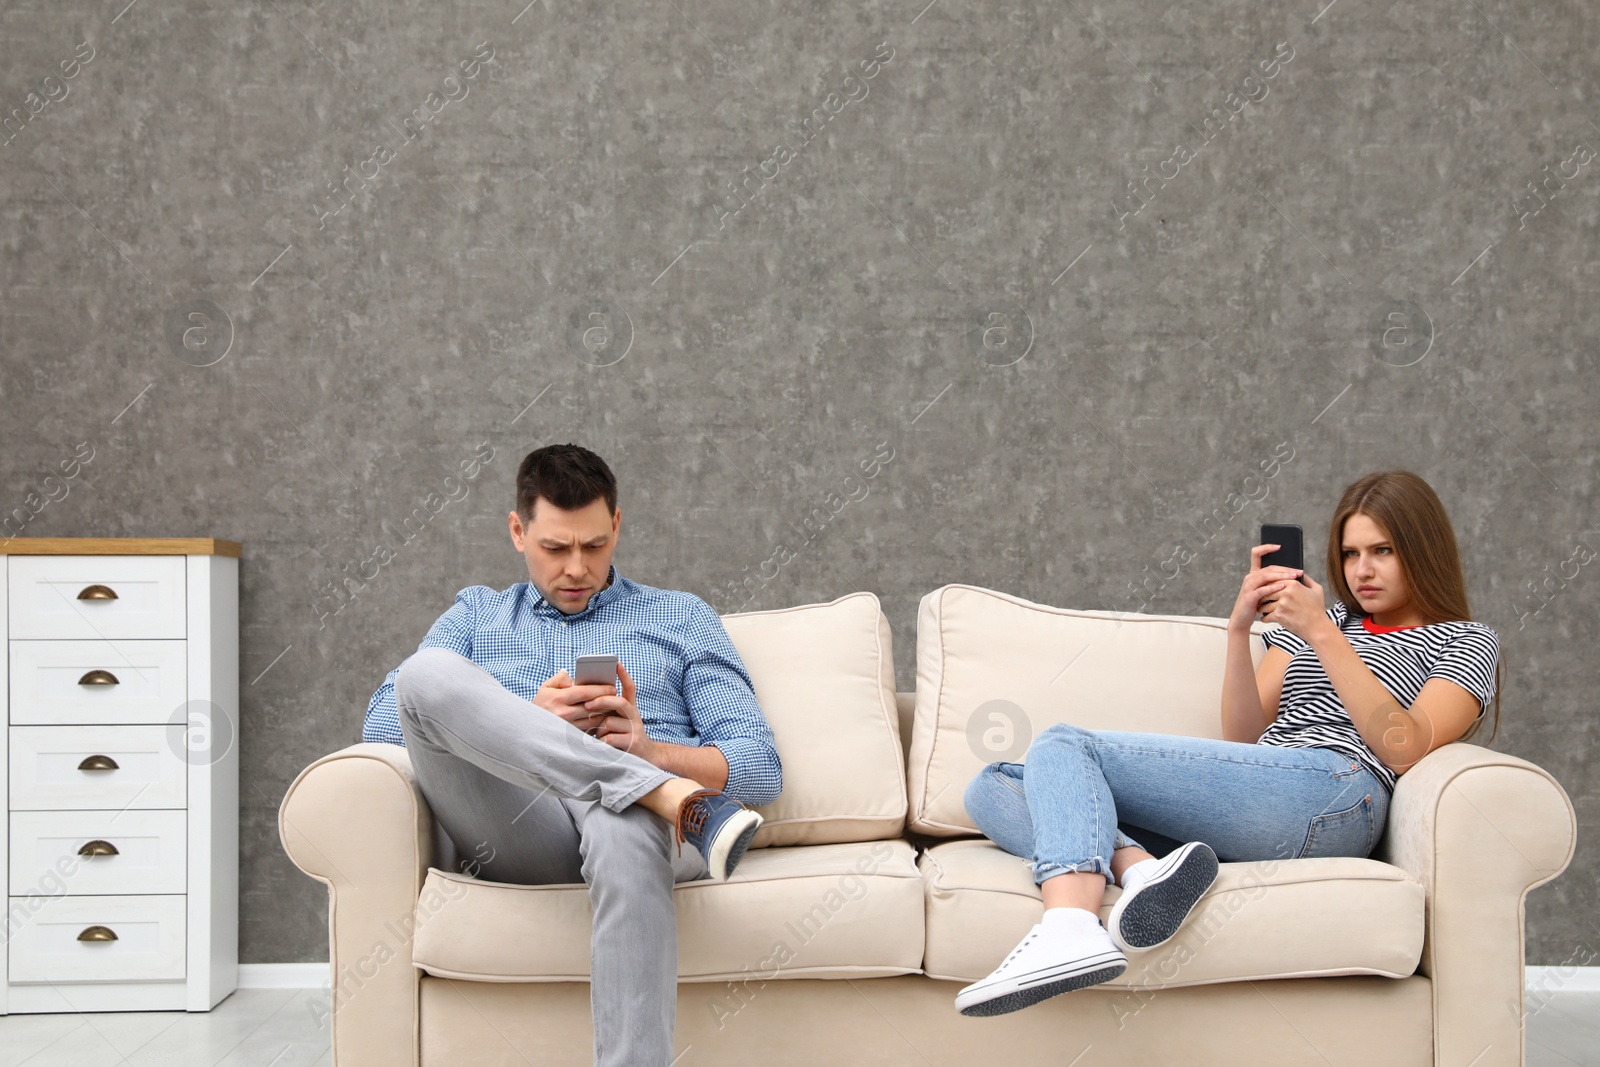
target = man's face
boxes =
[508,497,620,614]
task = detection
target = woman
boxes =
[955,470,1502,1017]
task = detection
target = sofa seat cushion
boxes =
[412,840,924,982]
[921,840,1424,988]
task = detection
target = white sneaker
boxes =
[1107,841,1219,953]
[954,914,1127,1017]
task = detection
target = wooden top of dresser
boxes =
[0,538,242,557]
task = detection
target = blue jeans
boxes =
[963,722,1391,887]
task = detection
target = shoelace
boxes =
[996,920,1112,976]
[997,932,1038,972]
[673,788,723,854]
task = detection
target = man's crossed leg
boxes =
[394,646,756,1067]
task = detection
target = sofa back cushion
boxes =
[908,584,1269,836]
[723,592,906,846]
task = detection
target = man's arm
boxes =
[650,739,731,790]
[584,598,781,804]
[677,600,782,806]
[361,588,478,744]
[588,661,755,795]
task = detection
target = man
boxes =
[363,442,783,1067]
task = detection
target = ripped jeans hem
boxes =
[1033,859,1116,887]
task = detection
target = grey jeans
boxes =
[393,646,710,1067]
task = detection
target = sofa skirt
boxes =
[418,972,1435,1067]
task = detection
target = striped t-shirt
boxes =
[1257,601,1501,794]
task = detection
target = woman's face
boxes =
[1341,512,1414,620]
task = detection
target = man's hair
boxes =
[515,444,618,522]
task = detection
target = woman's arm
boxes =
[1265,577,1483,774]
[1222,634,1287,743]
[1223,543,1301,743]
[1302,624,1481,773]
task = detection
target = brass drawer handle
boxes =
[76,584,119,601]
[78,839,120,856]
[78,669,120,686]
[77,926,118,942]
[77,754,120,771]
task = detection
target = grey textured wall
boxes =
[1,0,1593,971]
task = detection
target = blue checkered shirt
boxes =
[362,565,783,806]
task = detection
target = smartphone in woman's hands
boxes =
[1260,524,1304,574]
[1259,523,1307,610]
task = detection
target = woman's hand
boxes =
[1228,543,1305,634]
[1259,570,1331,640]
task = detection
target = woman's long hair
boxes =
[1324,471,1501,744]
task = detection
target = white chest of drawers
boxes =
[1,538,240,1013]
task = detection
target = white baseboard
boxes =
[238,963,330,989]
[238,962,1600,994]
[1526,965,1600,994]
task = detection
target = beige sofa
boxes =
[279,585,1577,1066]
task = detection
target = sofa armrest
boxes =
[1374,741,1576,1066]
[279,742,434,1067]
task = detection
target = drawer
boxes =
[9,555,187,640]
[10,810,187,896]
[10,640,188,725]
[9,725,187,810]
[7,894,186,983]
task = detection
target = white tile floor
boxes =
[0,989,330,1067]
[1526,992,1600,1067]
[0,988,1595,1065]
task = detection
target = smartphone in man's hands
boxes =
[572,655,619,736]
[574,654,619,687]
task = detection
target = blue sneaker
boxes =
[674,788,763,881]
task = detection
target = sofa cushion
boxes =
[722,592,907,846]
[909,584,1269,835]
[412,840,924,982]
[920,839,1425,987]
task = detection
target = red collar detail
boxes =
[1361,614,1419,634]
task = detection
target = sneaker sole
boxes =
[1110,842,1219,952]
[956,957,1128,1018]
[707,809,763,881]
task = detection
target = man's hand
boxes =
[532,669,617,736]
[587,663,660,763]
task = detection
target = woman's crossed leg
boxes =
[953,722,1388,1016]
